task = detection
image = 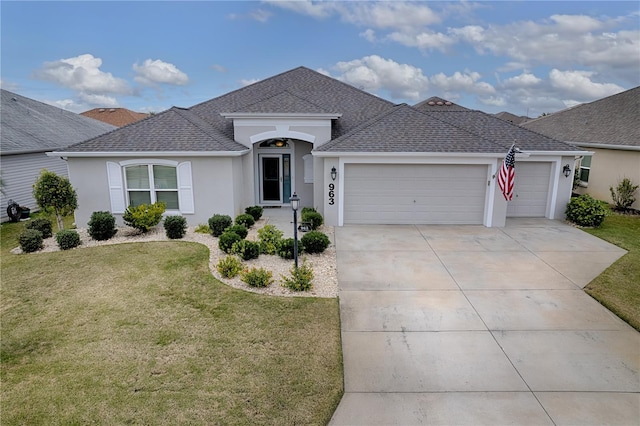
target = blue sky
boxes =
[1,1,638,117]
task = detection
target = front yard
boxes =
[0,220,343,425]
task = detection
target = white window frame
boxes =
[578,155,591,187]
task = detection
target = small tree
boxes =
[32,170,78,231]
[610,178,639,210]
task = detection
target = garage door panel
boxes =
[507,162,551,217]
[344,164,487,225]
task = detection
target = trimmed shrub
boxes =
[277,238,302,260]
[257,224,283,255]
[25,218,53,239]
[610,178,639,210]
[565,194,608,227]
[281,259,314,291]
[301,210,323,230]
[56,229,81,250]
[235,213,255,228]
[216,255,244,278]
[245,205,264,221]
[301,207,316,215]
[225,224,248,239]
[301,231,330,254]
[194,223,210,234]
[231,239,260,261]
[88,211,117,241]
[123,202,166,233]
[164,215,187,239]
[241,267,273,288]
[218,231,242,254]
[209,214,232,237]
[19,229,44,253]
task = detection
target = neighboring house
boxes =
[494,111,530,125]
[49,67,586,228]
[522,87,640,209]
[81,108,149,127]
[1,89,116,222]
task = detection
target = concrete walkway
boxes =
[329,219,639,425]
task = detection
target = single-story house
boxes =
[1,89,116,222]
[49,66,587,228]
[522,86,640,209]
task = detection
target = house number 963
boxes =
[328,183,335,205]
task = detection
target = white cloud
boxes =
[264,0,340,19]
[342,2,441,30]
[503,73,542,89]
[548,69,624,100]
[33,54,131,95]
[430,71,495,95]
[250,9,272,22]
[240,78,261,87]
[211,64,228,73]
[133,59,189,86]
[549,14,603,33]
[78,92,119,108]
[387,30,455,52]
[333,55,429,100]
[360,29,376,42]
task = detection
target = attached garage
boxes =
[343,164,489,225]
[506,162,552,217]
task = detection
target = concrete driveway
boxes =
[329,219,639,425]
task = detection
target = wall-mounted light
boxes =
[330,166,337,181]
[562,164,571,178]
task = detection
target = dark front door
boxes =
[262,156,281,202]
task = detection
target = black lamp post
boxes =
[290,192,300,269]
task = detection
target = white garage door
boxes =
[507,162,551,217]
[344,164,488,225]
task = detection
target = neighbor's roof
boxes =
[81,107,149,127]
[493,111,530,125]
[521,86,640,147]
[1,89,115,154]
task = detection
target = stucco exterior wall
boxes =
[293,141,314,209]
[575,148,640,209]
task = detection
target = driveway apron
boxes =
[329,219,639,425]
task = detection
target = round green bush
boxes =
[225,224,248,239]
[235,213,255,228]
[25,218,53,239]
[164,215,187,239]
[301,210,323,230]
[56,230,81,250]
[219,231,242,254]
[245,205,264,221]
[257,224,283,255]
[301,231,330,254]
[231,239,260,260]
[565,194,608,227]
[88,211,117,241]
[241,267,273,288]
[277,238,302,260]
[209,214,232,237]
[19,229,44,253]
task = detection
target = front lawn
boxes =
[583,213,640,331]
[0,220,343,425]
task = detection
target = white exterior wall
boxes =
[0,152,69,222]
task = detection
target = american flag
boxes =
[498,144,516,201]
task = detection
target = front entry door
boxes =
[259,154,291,204]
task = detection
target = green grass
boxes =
[0,219,343,425]
[583,213,640,331]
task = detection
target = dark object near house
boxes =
[6,200,21,222]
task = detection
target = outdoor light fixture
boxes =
[562,164,572,178]
[290,192,300,269]
[331,166,337,181]
[275,139,285,147]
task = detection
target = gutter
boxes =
[570,142,640,152]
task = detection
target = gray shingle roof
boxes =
[62,107,247,152]
[229,91,334,114]
[1,89,116,154]
[521,86,640,147]
[413,97,470,112]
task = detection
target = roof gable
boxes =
[80,108,149,127]
[414,97,470,112]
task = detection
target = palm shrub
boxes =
[219,231,242,254]
[565,194,608,227]
[245,205,263,221]
[225,224,248,239]
[235,213,255,228]
[88,211,117,241]
[281,259,314,291]
[216,255,244,278]
[231,239,260,260]
[56,230,81,250]
[277,238,302,260]
[209,214,232,237]
[194,223,210,234]
[610,178,639,210]
[19,229,44,253]
[257,224,283,255]
[164,215,187,239]
[25,218,53,239]
[301,231,330,254]
[123,202,166,233]
[241,267,273,288]
[301,210,323,230]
